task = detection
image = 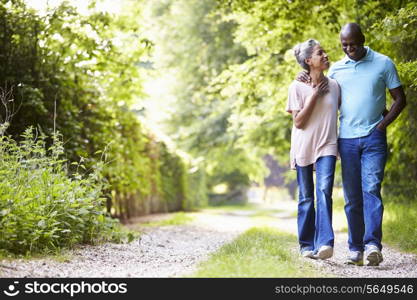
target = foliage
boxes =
[1,0,415,258]
[383,200,417,254]
[208,0,417,201]
[184,161,209,210]
[144,0,417,202]
[0,0,208,226]
[213,0,345,164]
[0,0,147,147]
[369,2,417,199]
[0,128,126,255]
[146,0,267,195]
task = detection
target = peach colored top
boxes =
[286,78,339,170]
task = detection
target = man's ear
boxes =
[304,58,311,66]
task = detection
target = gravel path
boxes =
[0,223,243,278]
[0,200,416,278]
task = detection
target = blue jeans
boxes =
[338,128,387,252]
[296,155,336,252]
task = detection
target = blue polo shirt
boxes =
[328,47,401,138]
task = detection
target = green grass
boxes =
[139,212,195,227]
[203,203,284,216]
[249,209,285,218]
[25,250,74,263]
[383,201,417,254]
[0,246,74,264]
[202,203,259,212]
[191,227,328,278]
[332,196,348,232]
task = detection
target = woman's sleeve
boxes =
[286,83,303,113]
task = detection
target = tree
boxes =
[146,0,266,196]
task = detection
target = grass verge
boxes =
[202,203,285,217]
[139,212,195,227]
[383,201,417,254]
[191,227,328,277]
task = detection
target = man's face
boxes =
[340,33,365,61]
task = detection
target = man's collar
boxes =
[343,46,373,64]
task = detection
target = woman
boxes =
[286,39,340,260]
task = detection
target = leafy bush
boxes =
[0,128,126,255]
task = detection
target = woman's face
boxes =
[306,45,330,71]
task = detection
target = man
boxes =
[299,23,406,266]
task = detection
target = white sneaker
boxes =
[345,251,364,266]
[301,250,315,259]
[365,245,383,266]
[314,245,333,260]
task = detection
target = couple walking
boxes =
[286,23,406,266]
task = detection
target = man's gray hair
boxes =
[293,39,320,71]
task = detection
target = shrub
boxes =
[0,128,126,255]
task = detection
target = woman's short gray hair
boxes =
[293,39,320,71]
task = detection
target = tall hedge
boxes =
[0,0,207,223]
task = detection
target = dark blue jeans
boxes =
[296,155,336,252]
[338,128,387,252]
